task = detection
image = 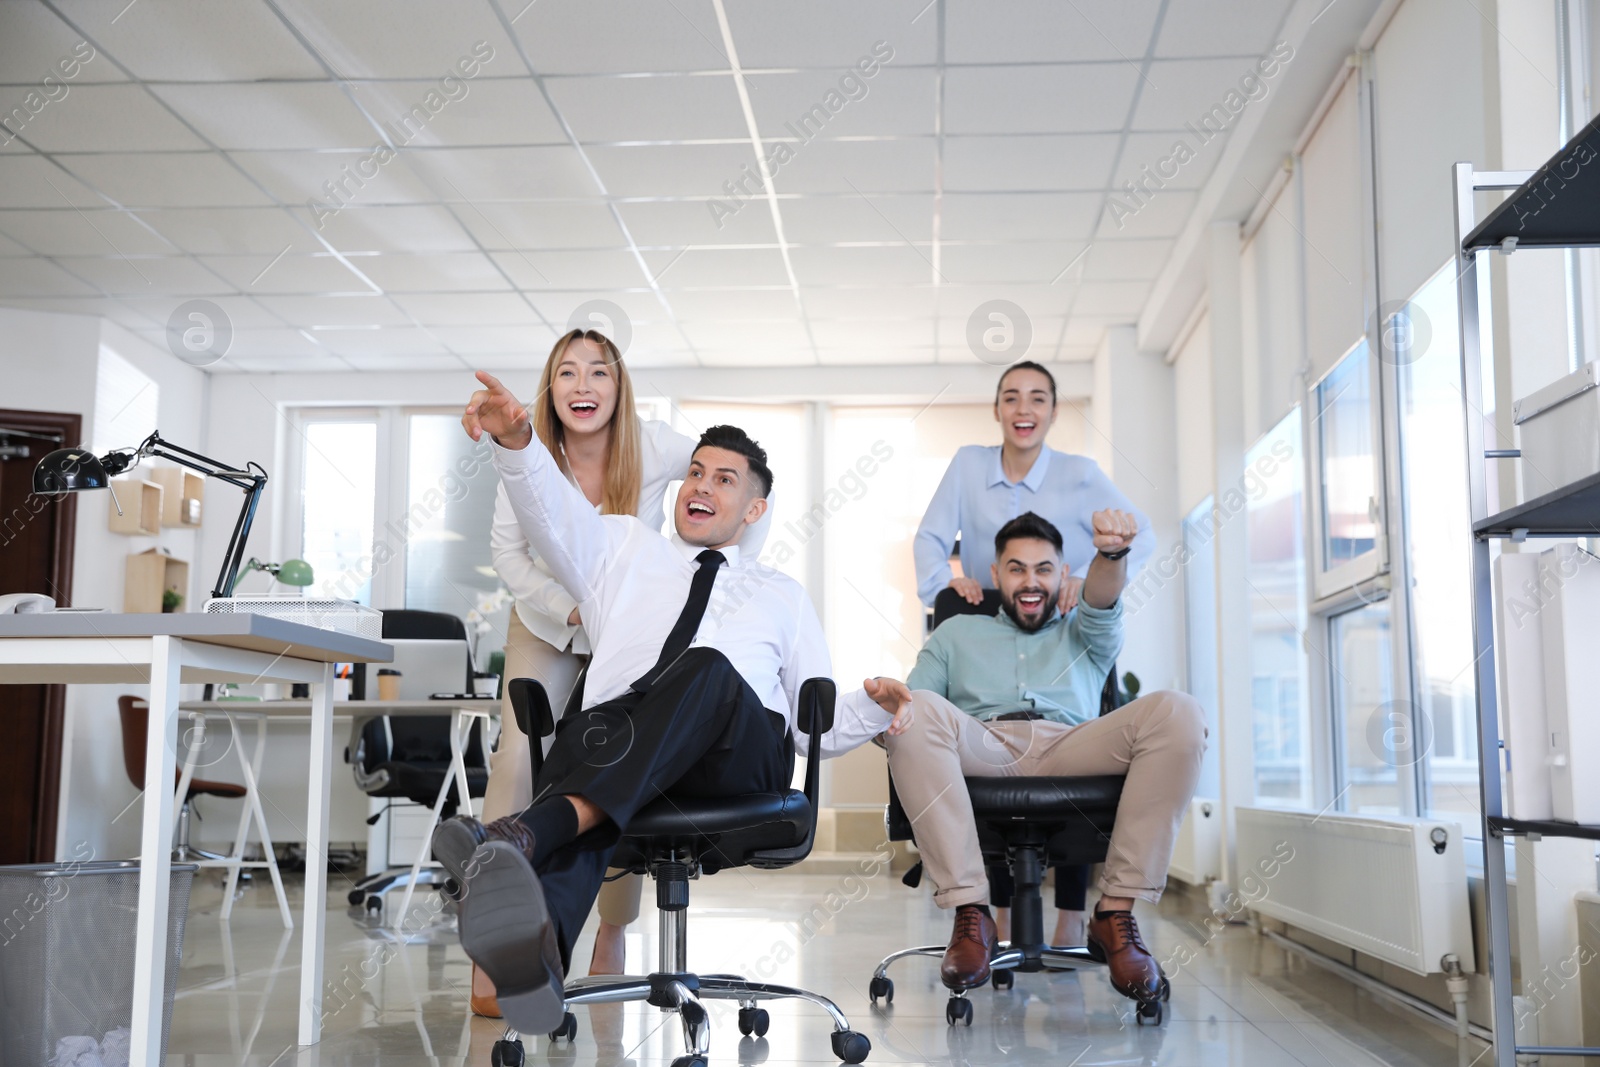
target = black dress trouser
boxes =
[523,646,793,970]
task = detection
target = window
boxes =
[402,412,504,625]
[1246,408,1312,807]
[1394,263,1479,817]
[1331,599,1400,813]
[1182,496,1221,799]
[298,418,378,604]
[1312,340,1383,595]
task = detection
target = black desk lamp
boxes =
[34,430,268,599]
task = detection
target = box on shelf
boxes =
[147,466,204,527]
[1513,360,1600,500]
[1538,543,1600,824]
[125,548,189,613]
[106,478,162,536]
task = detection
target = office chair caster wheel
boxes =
[547,1011,577,1043]
[364,895,382,917]
[991,968,1014,990]
[1135,999,1163,1026]
[347,888,364,906]
[490,1038,524,1067]
[1159,975,1171,1001]
[868,975,893,1004]
[830,1029,871,1063]
[738,1006,770,1036]
[945,997,973,1027]
[669,1057,706,1067]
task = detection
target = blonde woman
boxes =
[472,328,769,1016]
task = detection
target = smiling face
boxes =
[994,366,1057,451]
[549,335,620,435]
[673,444,769,548]
[991,536,1064,633]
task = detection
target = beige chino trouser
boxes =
[480,610,642,927]
[885,689,1208,909]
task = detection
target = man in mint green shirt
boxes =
[882,510,1207,1012]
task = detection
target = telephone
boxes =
[0,593,56,614]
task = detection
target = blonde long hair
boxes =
[531,329,642,516]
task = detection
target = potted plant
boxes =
[161,588,183,613]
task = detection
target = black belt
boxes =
[990,710,1046,722]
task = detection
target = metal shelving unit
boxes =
[1454,109,1600,1067]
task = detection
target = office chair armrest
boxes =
[508,677,554,779]
[747,677,834,867]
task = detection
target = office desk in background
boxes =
[0,613,391,1067]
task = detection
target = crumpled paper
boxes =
[51,1027,131,1067]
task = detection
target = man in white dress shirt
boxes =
[434,371,911,1034]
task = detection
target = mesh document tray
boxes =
[0,861,196,1067]
[204,595,382,640]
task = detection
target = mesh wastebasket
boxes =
[0,861,196,1066]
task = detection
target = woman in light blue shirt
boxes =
[912,360,1152,948]
[914,361,1153,613]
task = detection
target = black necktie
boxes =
[630,549,726,694]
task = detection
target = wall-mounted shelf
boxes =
[148,466,204,527]
[1473,469,1600,539]
[125,547,189,613]
[107,478,162,536]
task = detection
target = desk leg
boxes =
[298,663,335,1047]
[393,715,465,933]
[130,635,181,1067]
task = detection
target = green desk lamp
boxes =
[239,557,315,590]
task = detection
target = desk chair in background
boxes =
[483,672,872,1067]
[345,609,488,918]
[868,586,1168,1027]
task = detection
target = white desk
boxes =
[0,613,391,1067]
[178,697,498,931]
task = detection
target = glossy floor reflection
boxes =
[166,865,1475,1065]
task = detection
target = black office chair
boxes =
[487,673,872,1067]
[867,586,1168,1027]
[345,609,489,916]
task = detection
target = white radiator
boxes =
[1168,797,1221,886]
[1234,806,1475,976]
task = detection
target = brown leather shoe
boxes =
[940,905,998,990]
[433,814,538,888]
[469,963,501,1018]
[1086,909,1162,1001]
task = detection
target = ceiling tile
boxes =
[1073,280,1154,316]
[1155,0,1295,58]
[0,155,101,208]
[353,251,511,292]
[789,245,934,286]
[680,319,812,351]
[218,327,326,358]
[424,324,558,354]
[403,145,599,199]
[586,144,753,197]
[723,2,936,67]
[769,138,933,194]
[942,193,1101,241]
[491,249,645,290]
[1130,58,1269,131]
[945,0,1162,63]
[391,292,545,326]
[942,242,1096,285]
[1111,132,1224,191]
[779,194,932,245]
[63,152,274,207]
[0,208,177,256]
[746,69,936,139]
[943,134,1120,192]
[616,199,778,248]
[346,78,566,147]
[0,229,38,256]
[199,252,375,293]
[547,74,747,142]
[231,149,435,205]
[0,6,123,85]
[0,258,99,296]
[650,247,792,288]
[51,253,232,296]
[143,207,307,255]
[220,354,346,373]
[1079,238,1174,281]
[271,1,519,80]
[801,287,939,317]
[809,319,936,348]
[510,0,731,74]
[256,294,414,328]
[149,83,377,150]
[945,65,1140,135]
[666,289,798,320]
[533,290,670,330]
[340,354,465,371]
[1094,188,1196,239]
[935,284,1073,326]
[697,347,813,367]
[13,84,207,152]
[53,0,323,80]
[286,204,481,253]
[454,200,622,250]
[314,325,447,357]
[816,345,933,365]
[115,293,283,329]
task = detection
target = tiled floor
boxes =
[161,864,1477,1065]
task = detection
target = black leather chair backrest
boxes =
[354,608,484,789]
